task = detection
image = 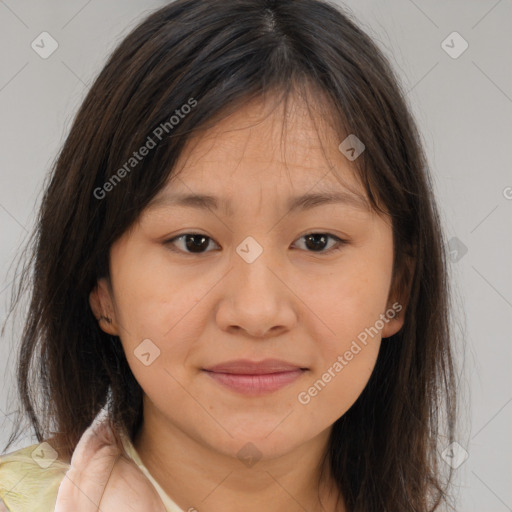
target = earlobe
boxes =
[381,304,405,338]
[89,278,119,336]
[382,250,415,339]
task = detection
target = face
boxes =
[90,93,405,462]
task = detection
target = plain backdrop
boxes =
[0,1,511,510]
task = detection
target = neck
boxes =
[132,410,344,512]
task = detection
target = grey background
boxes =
[0,1,511,510]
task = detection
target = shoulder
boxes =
[0,441,70,512]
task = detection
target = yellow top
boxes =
[0,433,185,512]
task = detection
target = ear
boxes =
[89,277,120,336]
[382,250,415,339]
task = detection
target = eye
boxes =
[165,233,220,254]
[292,232,347,253]
[164,232,347,255]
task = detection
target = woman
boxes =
[1,0,458,510]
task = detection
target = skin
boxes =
[89,92,407,512]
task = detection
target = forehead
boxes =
[154,93,366,208]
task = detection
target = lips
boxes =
[202,359,308,395]
[203,358,307,374]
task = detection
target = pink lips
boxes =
[203,359,307,395]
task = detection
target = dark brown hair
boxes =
[3,0,457,510]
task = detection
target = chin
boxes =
[207,422,306,459]
[213,436,297,465]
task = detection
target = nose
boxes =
[214,242,298,339]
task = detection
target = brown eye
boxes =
[165,233,220,254]
[164,232,346,255]
[293,233,346,253]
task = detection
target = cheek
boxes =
[295,269,386,423]
[296,346,380,430]
[305,249,393,346]
[320,333,380,399]
[110,242,205,339]
[108,254,206,394]
[294,248,391,419]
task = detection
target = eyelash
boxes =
[163,232,348,255]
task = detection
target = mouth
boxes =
[202,359,308,395]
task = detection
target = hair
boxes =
[3,0,458,510]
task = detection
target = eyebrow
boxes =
[146,190,369,215]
